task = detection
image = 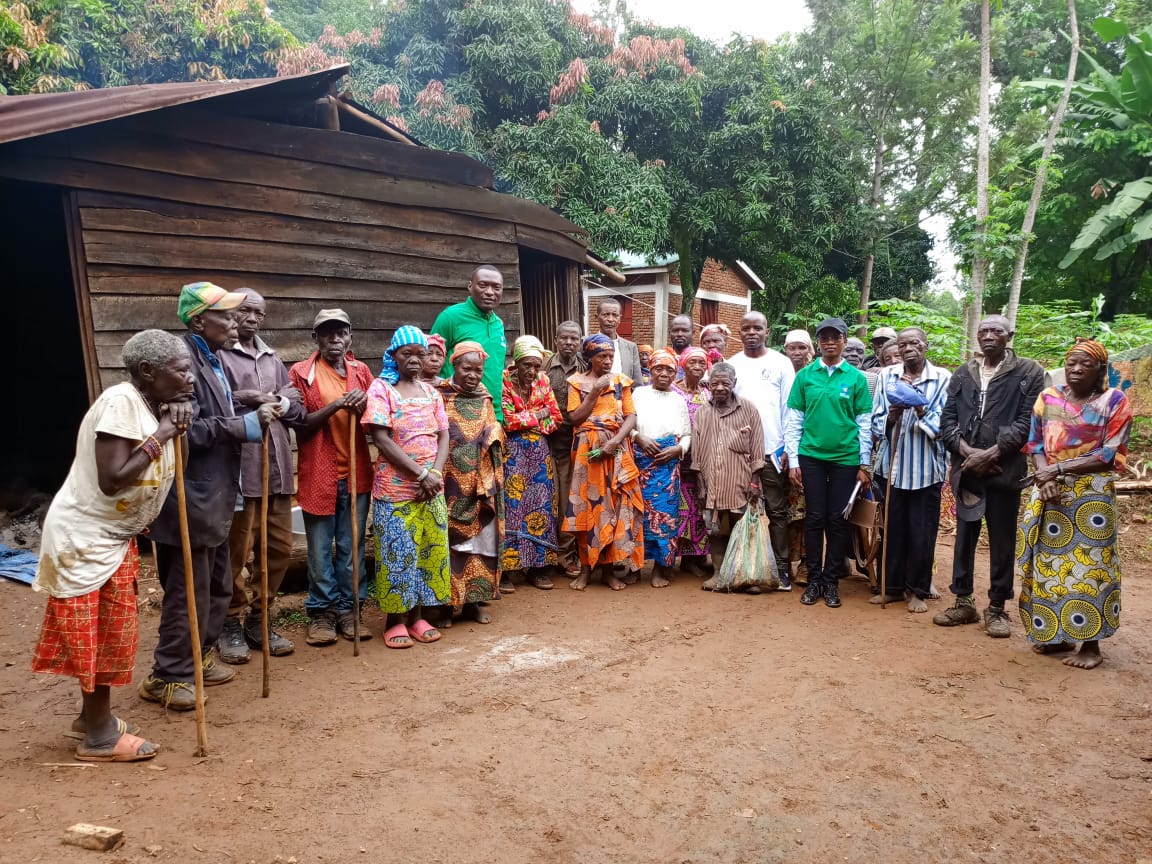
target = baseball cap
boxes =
[177,281,246,325]
[313,308,352,330]
[872,326,898,341]
[815,317,848,337]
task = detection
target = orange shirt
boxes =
[315,359,352,479]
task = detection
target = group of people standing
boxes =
[27,266,1134,762]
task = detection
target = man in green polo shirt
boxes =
[784,318,873,609]
[431,264,509,421]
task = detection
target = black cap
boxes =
[815,317,848,337]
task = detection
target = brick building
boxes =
[583,254,757,354]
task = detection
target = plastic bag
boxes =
[712,499,779,592]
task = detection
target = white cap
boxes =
[784,329,813,348]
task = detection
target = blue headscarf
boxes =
[582,333,614,364]
[380,325,428,384]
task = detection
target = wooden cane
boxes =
[879,418,906,610]
[348,416,361,656]
[174,435,209,756]
[260,427,271,698]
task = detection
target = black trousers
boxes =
[799,456,858,586]
[874,479,941,599]
[950,487,1020,604]
[153,541,232,682]
[758,461,791,568]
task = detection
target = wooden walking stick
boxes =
[259,427,271,698]
[348,416,361,656]
[879,417,906,610]
[174,434,209,756]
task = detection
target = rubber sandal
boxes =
[407,619,442,643]
[64,717,140,742]
[384,623,413,649]
[532,573,554,590]
[74,731,157,763]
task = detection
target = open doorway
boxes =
[0,179,90,506]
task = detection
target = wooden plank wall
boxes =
[0,108,566,389]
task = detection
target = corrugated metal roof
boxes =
[0,65,375,146]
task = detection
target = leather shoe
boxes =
[823,583,842,608]
[245,612,295,656]
[217,617,251,665]
[800,583,822,605]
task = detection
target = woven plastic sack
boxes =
[713,499,779,592]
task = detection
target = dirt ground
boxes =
[2,521,1151,864]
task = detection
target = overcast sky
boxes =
[573,0,812,43]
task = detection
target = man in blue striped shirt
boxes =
[870,327,951,613]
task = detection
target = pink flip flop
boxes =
[407,619,442,644]
[384,623,413,649]
[74,731,158,763]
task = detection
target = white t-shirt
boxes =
[632,386,692,453]
[611,338,622,374]
[34,383,176,598]
[728,349,795,466]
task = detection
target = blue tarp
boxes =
[0,543,38,585]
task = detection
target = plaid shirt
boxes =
[288,352,375,515]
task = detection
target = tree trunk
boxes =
[1005,0,1079,331]
[857,133,886,338]
[967,0,993,355]
[673,224,697,316]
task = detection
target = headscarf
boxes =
[784,329,813,349]
[582,333,614,364]
[380,325,427,383]
[649,349,678,372]
[512,335,546,362]
[700,323,731,341]
[1066,337,1109,390]
[1066,337,1108,365]
[450,340,488,366]
[678,346,710,372]
[426,333,446,356]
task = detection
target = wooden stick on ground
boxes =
[174,435,208,756]
[260,427,271,698]
[348,416,361,656]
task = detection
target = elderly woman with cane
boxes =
[1018,338,1132,669]
[673,347,712,579]
[501,335,564,590]
[438,341,505,626]
[364,326,451,649]
[565,334,645,590]
[31,331,193,761]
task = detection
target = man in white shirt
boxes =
[595,297,643,382]
[727,310,796,589]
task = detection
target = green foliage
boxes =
[0,0,296,94]
[866,298,967,366]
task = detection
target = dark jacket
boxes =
[149,333,250,549]
[939,349,1045,489]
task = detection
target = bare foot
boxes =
[1063,641,1103,669]
[605,573,627,591]
[623,571,640,585]
[651,566,671,588]
[701,576,717,591]
[907,596,928,613]
[869,593,902,605]
[1033,642,1075,655]
[465,603,492,625]
[928,583,942,600]
[569,568,589,591]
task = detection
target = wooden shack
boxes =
[0,66,618,490]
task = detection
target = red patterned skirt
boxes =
[31,539,139,693]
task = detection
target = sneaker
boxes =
[983,605,1011,639]
[201,651,236,686]
[305,610,338,646]
[776,569,793,592]
[337,610,374,641]
[244,612,295,656]
[217,617,251,665]
[800,583,822,605]
[823,582,842,608]
[933,602,980,627]
[138,675,199,711]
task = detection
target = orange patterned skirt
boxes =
[32,539,139,693]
